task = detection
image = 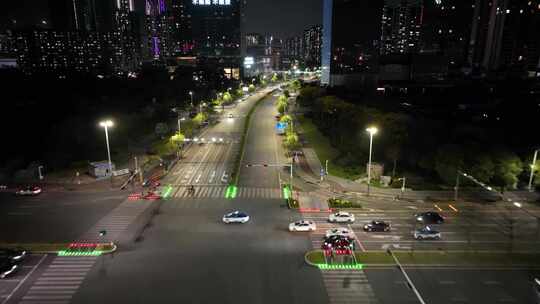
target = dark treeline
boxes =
[298,81,539,190]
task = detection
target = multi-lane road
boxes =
[1,84,540,304]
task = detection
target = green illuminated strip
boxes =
[225,185,237,199]
[162,185,173,199]
[58,251,103,257]
[283,185,291,200]
[317,264,363,270]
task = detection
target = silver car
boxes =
[414,226,441,240]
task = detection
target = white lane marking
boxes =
[209,171,216,183]
[1,254,47,304]
[195,174,202,183]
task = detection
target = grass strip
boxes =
[305,250,540,267]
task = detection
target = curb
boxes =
[304,250,322,268]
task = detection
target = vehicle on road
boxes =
[221,173,229,183]
[328,211,355,223]
[0,259,18,279]
[325,228,352,238]
[414,226,441,240]
[289,220,316,232]
[222,211,250,224]
[228,113,234,118]
[415,212,444,224]
[0,185,7,190]
[201,120,210,127]
[363,220,391,232]
[15,186,42,196]
[0,248,26,263]
[322,236,355,252]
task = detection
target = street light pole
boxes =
[189,91,194,107]
[454,171,460,202]
[399,177,406,198]
[99,120,114,176]
[366,127,378,196]
[528,149,539,192]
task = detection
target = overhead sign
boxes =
[243,57,254,68]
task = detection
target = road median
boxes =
[305,250,540,268]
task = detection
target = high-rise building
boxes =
[380,0,423,55]
[10,29,125,75]
[321,0,382,86]
[188,0,243,79]
[114,0,140,70]
[468,0,540,75]
[169,0,193,56]
[304,25,322,68]
[48,0,114,32]
[145,0,173,59]
[420,0,474,68]
[284,36,304,62]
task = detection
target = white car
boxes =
[222,211,250,224]
[15,186,42,196]
[221,172,229,183]
[289,220,316,232]
[413,226,441,240]
[325,228,352,238]
[328,211,355,223]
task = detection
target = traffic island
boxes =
[305,250,540,268]
[305,250,363,270]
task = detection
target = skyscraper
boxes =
[468,0,540,74]
[188,0,242,79]
[380,0,423,55]
[303,25,322,68]
[145,0,173,59]
[114,0,140,70]
[48,0,114,32]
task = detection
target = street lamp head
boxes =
[366,127,378,135]
[513,202,522,208]
[99,120,113,128]
[189,91,193,96]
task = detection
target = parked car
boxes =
[325,228,352,238]
[363,220,391,232]
[0,259,18,279]
[415,212,444,224]
[0,248,26,263]
[222,211,250,224]
[414,226,441,240]
[221,172,229,183]
[289,220,316,232]
[15,186,42,196]
[328,211,355,223]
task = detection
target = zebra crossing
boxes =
[15,198,155,304]
[302,213,379,304]
[18,256,98,304]
[169,186,282,199]
[77,199,153,243]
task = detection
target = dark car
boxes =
[322,237,355,252]
[0,248,26,263]
[322,235,355,251]
[415,212,445,224]
[15,186,42,196]
[363,220,391,232]
[0,259,18,279]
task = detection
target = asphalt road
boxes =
[365,267,540,304]
[0,190,126,243]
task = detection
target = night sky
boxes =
[1,0,323,38]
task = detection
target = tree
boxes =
[271,73,278,82]
[155,122,169,139]
[467,153,495,183]
[434,144,465,184]
[222,92,232,103]
[283,90,290,98]
[283,133,300,151]
[248,84,255,93]
[491,150,523,190]
[280,115,292,124]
